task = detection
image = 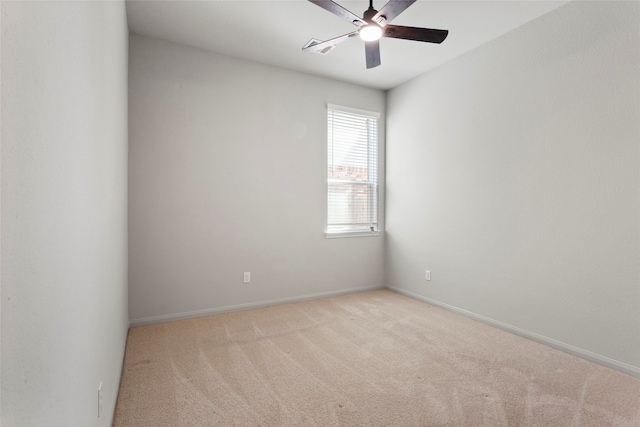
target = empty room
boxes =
[2,0,639,425]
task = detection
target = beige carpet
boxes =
[113,290,640,426]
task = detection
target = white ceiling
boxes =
[126,0,568,90]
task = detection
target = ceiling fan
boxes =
[302,0,449,69]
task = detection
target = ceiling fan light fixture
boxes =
[359,24,382,42]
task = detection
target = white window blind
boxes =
[327,105,379,235]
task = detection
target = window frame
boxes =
[325,104,381,239]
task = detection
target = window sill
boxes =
[325,231,381,239]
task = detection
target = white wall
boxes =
[128,34,385,324]
[386,1,640,373]
[1,2,129,425]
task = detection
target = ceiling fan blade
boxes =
[383,25,448,43]
[307,0,365,26]
[372,0,416,26]
[302,31,359,53]
[365,40,381,69]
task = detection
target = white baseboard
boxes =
[387,286,640,379]
[106,327,128,427]
[129,285,385,327]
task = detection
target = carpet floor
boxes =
[113,290,640,426]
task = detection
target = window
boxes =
[326,104,379,237]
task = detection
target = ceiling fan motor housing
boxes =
[363,6,381,25]
[360,6,384,42]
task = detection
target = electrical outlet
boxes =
[425,270,431,281]
[243,272,250,283]
[98,381,103,418]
